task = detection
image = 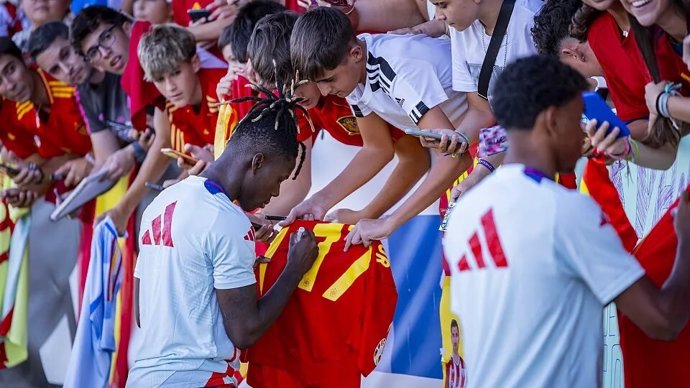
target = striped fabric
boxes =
[0,184,30,369]
[64,218,124,388]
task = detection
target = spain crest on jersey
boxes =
[336,116,360,136]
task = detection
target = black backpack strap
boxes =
[477,0,516,100]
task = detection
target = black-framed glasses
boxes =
[85,24,118,63]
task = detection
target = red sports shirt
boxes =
[296,95,404,146]
[0,98,38,159]
[588,14,649,122]
[247,220,397,388]
[167,68,225,152]
[12,70,92,159]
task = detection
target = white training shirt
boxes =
[347,33,467,130]
[449,0,542,96]
[128,176,256,387]
[443,164,644,388]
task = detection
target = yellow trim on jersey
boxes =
[259,228,290,294]
[322,249,371,302]
[298,223,341,292]
[16,102,33,121]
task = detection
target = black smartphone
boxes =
[264,215,287,221]
[188,9,210,23]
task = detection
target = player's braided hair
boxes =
[229,76,312,180]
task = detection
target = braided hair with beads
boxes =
[227,77,312,180]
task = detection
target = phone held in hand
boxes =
[403,129,445,141]
[188,9,211,23]
[160,148,200,165]
[582,92,631,139]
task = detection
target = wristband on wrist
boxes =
[477,158,495,173]
[655,91,664,116]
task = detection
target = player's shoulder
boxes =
[552,184,604,224]
[361,32,450,65]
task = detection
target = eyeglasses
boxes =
[85,24,118,63]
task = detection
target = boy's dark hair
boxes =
[450,319,459,330]
[0,37,24,63]
[247,11,298,88]
[217,0,286,63]
[531,0,582,56]
[291,7,356,81]
[228,83,307,180]
[70,6,132,48]
[28,22,69,61]
[491,55,588,130]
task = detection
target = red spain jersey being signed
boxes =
[247,220,397,388]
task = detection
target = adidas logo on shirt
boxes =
[141,201,177,247]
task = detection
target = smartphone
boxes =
[105,120,133,132]
[188,9,210,23]
[51,172,67,182]
[264,215,287,222]
[582,92,631,138]
[145,182,164,192]
[403,129,445,141]
[160,148,199,165]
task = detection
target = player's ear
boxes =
[191,54,201,73]
[251,153,265,173]
[350,43,363,63]
[541,106,560,138]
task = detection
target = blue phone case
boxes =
[582,92,631,138]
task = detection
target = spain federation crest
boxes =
[337,116,360,136]
[373,338,387,366]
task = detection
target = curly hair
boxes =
[531,0,583,55]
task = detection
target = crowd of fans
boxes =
[0,0,689,386]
